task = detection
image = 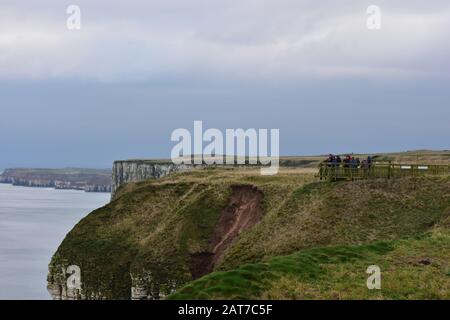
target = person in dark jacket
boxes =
[367,156,373,168]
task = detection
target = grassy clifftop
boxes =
[48,167,450,299]
[171,229,450,299]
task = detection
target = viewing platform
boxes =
[318,162,450,181]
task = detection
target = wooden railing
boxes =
[318,162,450,181]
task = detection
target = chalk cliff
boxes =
[0,168,111,192]
[111,160,197,198]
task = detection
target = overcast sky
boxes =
[0,0,449,169]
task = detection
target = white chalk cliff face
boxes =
[111,160,196,199]
[47,267,84,300]
[47,281,83,300]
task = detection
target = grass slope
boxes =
[218,175,450,270]
[170,227,450,299]
[48,166,450,299]
[48,168,315,299]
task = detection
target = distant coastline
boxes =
[0,168,111,193]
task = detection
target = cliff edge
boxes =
[111,160,198,199]
[47,167,449,299]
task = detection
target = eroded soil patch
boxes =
[190,185,263,278]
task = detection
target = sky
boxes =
[0,0,449,169]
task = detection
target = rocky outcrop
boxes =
[46,266,84,300]
[47,282,83,300]
[130,273,178,300]
[111,160,198,198]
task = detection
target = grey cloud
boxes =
[0,1,449,168]
[1,0,450,80]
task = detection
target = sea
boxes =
[0,183,110,299]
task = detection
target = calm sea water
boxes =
[0,183,109,300]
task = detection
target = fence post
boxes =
[388,161,392,179]
[319,163,323,180]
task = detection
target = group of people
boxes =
[324,154,373,169]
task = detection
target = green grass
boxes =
[218,176,450,270]
[170,229,450,300]
[48,167,450,299]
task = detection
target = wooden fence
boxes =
[318,162,450,181]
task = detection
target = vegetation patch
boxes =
[48,166,449,299]
[171,230,450,300]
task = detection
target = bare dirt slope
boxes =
[190,185,263,278]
